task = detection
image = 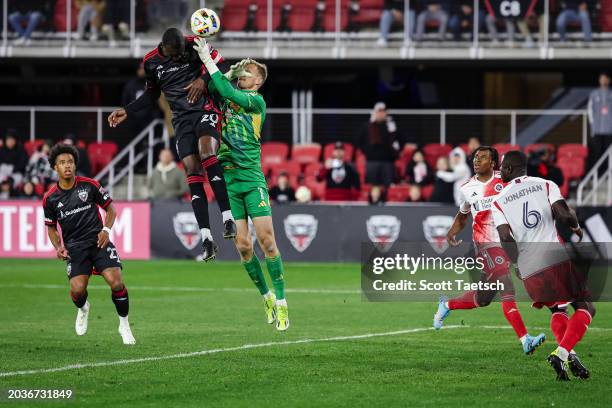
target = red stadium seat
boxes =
[291,143,322,165]
[358,183,372,202]
[557,143,588,160]
[261,142,289,166]
[400,144,417,162]
[558,160,585,180]
[354,150,367,183]
[524,143,554,156]
[24,139,45,156]
[87,142,118,175]
[270,161,302,178]
[459,143,470,155]
[323,142,355,161]
[305,179,326,200]
[53,0,79,31]
[422,143,453,168]
[492,143,521,158]
[387,184,411,202]
[421,184,434,201]
[303,162,322,180]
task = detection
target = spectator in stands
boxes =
[61,135,92,177]
[26,140,55,187]
[485,8,516,46]
[405,149,432,186]
[0,130,28,187]
[0,178,14,199]
[587,71,612,170]
[18,181,39,200]
[408,184,423,202]
[466,136,480,173]
[428,156,454,203]
[448,1,484,41]
[76,0,105,41]
[269,172,296,204]
[295,185,313,203]
[432,147,470,205]
[318,142,360,201]
[527,147,564,188]
[368,186,386,206]
[361,102,399,189]
[8,0,45,46]
[516,2,545,48]
[415,1,449,41]
[101,0,130,45]
[377,0,416,47]
[556,1,592,42]
[122,62,163,137]
[149,148,188,200]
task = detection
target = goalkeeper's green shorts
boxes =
[223,168,272,220]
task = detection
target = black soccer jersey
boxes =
[43,177,112,249]
[125,36,224,119]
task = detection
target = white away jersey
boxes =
[491,176,568,278]
[458,172,505,248]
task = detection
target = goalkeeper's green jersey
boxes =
[208,71,266,180]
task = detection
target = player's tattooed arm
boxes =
[47,226,69,260]
[496,224,518,263]
[551,200,583,242]
[447,211,469,247]
[97,203,116,248]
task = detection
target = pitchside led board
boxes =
[485,0,537,19]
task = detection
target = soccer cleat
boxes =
[75,301,90,336]
[547,350,571,381]
[522,333,546,355]
[433,296,450,330]
[275,303,289,331]
[264,294,277,324]
[118,317,136,345]
[223,219,237,239]
[202,238,218,262]
[568,353,590,379]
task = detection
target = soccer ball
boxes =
[190,8,221,38]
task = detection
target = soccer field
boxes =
[0,259,610,407]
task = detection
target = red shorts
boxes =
[523,260,589,309]
[477,246,510,280]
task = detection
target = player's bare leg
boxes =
[235,219,275,324]
[253,216,289,331]
[198,135,236,239]
[70,275,90,336]
[101,267,135,345]
[183,154,217,261]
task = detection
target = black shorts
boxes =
[65,242,122,280]
[365,161,395,187]
[173,111,222,160]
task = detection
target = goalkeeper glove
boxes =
[193,37,218,75]
[224,59,252,81]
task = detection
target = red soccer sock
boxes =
[501,300,528,339]
[559,309,592,352]
[550,311,569,344]
[447,291,478,310]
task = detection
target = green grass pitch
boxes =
[0,259,610,407]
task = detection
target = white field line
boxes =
[0,325,463,378]
[0,283,360,295]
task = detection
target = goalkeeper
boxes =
[194,38,289,331]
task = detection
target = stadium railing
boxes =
[578,144,612,205]
[1,0,611,60]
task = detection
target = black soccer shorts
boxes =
[174,110,222,160]
[65,242,122,280]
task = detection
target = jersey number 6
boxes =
[522,201,541,229]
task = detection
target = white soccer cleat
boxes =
[118,317,136,345]
[75,301,90,336]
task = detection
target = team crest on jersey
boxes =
[173,212,200,250]
[495,183,503,192]
[77,188,88,202]
[423,215,454,254]
[284,214,318,252]
[366,215,401,252]
[495,256,505,265]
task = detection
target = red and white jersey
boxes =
[458,171,505,249]
[491,176,569,278]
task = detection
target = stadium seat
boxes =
[422,143,453,168]
[270,161,302,178]
[351,0,384,26]
[421,184,434,201]
[354,150,367,183]
[524,143,554,156]
[291,143,322,165]
[303,162,322,181]
[54,0,79,31]
[323,142,354,162]
[492,143,521,158]
[459,143,470,155]
[261,142,289,166]
[558,160,585,180]
[87,141,118,175]
[358,184,372,202]
[557,143,588,160]
[387,184,411,202]
[305,179,326,200]
[24,139,44,156]
[221,0,254,31]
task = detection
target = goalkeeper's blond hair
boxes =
[242,58,268,85]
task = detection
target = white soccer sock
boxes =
[556,346,569,361]
[200,228,212,241]
[222,210,234,223]
[519,335,528,345]
[119,315,130,326]
[80,301,90,312]
[276,298,287,307]
[263,291,274,300]
[444,301,449,309]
